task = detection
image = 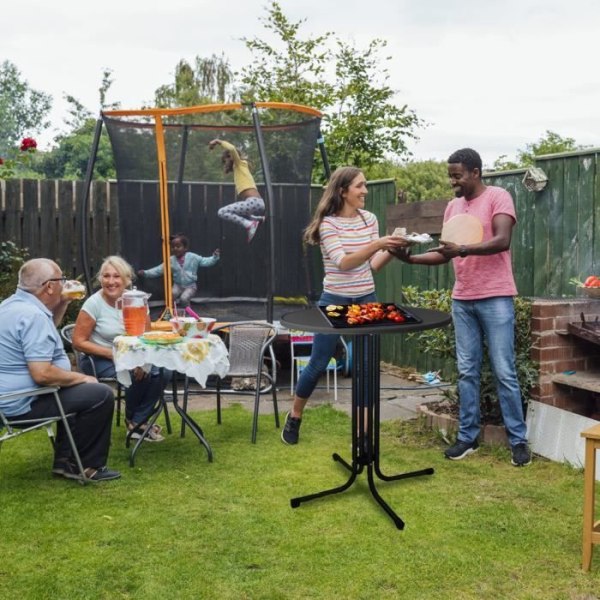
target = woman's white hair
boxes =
[17,258,60,292]
[97,255,134,288]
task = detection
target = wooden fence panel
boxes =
[593,156,600,275]
[3,181,21,247]
[22,180,39,258]
[39,180,57,265]
[56,182,75,277]
[574,155,596,283]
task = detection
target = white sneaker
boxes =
[246,219,260,243]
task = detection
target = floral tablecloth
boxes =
[112,334,229,388]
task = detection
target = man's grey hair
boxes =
[17,258,60,292]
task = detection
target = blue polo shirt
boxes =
[0,289,70,416]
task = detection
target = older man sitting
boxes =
[0,258,120,482]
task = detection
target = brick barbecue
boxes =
[531,298,600,420]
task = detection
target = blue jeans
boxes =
[452,297,527,447]
[295,291,377,401]
[81,355,163,425]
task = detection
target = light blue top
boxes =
[0,288,71,416]
[143,252,219,287]
[80,291,124,349]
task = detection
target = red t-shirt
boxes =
[444,186,518,300]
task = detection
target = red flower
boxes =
[20,137,37,152]
[0,157,4,165]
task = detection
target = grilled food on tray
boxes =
[345,302,407,325]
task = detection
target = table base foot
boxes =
[375,464,435,482]
[290,453,433,530]
[290,478,356,508]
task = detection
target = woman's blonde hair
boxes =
[96,255,134,288]
[303,166,363,245]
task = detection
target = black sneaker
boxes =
[86,466,121,482]
[511,442,532,467]
[281,412,302,445]
[444,439,479,460]
[55,462,121,482]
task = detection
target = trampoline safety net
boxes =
[101,103,323,322]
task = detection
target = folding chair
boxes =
[0,386,87,483]
[60,324,126,427]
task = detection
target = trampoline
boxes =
[80,102,329,323]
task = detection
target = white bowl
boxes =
[169,316,216,338]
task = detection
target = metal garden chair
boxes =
[183,321,279,443]
[0,386,87,483]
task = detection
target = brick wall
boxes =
[531,298,600,415]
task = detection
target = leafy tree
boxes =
[325,39,421,169]
[239,2,421,177]
[367,159,452,203]
[154,55,237,108]
[493,130,581,170]
[0,61,52,156]
[239,3,333,110]
[38,69,117,180]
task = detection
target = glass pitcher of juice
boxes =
[116,288,150,336]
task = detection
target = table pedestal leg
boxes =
[290,333,433,530]
[171,395,213,462]
[126,370,213,466]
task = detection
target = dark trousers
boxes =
[81,355,163,425]
[18,383,115,469]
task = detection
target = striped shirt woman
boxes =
[281,166,409,445]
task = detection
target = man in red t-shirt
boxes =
[393,148,531,467]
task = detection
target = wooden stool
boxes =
[581,423,600,571]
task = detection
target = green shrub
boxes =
[401,286,538,424]
[0,243,83,326]
[0,241,28,301]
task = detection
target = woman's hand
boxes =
[132,367,147,381]
[378,235,411,252]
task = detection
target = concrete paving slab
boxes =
[175,369,448,422]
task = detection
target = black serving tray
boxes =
[319,303,422,329]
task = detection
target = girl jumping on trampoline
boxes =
[208,138,265,243]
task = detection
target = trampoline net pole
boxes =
[80,117,104,294]
[251,104,275,323]
[317,131,331,180]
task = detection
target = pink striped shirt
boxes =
[319,210,379,297]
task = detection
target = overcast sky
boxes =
[4,0,600,167]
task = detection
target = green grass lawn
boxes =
[1,404,599,600]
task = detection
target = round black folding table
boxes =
[281,306,451,530]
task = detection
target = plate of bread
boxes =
[140,331,183,345]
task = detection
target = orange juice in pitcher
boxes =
[122,305,147,336]
[116,288,150,336]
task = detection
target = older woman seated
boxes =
[72,255,164,442]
